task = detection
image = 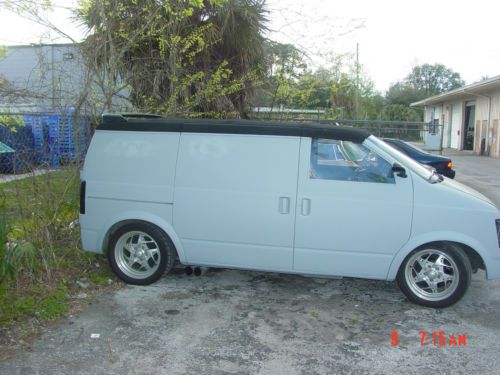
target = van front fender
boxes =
[386,231,491,281]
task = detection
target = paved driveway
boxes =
[443,149,500,208]
[1,151,500,375]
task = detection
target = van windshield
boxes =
[365,135,434,181]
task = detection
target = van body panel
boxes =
[293,137,413,278]
[181,239,294,270]
[83,131,180,204]
[173,133,300,270]
[81,228,100,254]
[80,129,182,255]
[80,199,181,255]
[294,247,392,279]
[411,174,499,257]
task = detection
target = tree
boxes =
[77,0,268,118]
[385,82,426,106]
[259,41,306,111]
[383,63,464,121]
[381,104,421,121]
[405,63,464,96]
[329,69,383,120]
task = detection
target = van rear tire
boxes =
[108,222,176,285]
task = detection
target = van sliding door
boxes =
[173,133,300,271]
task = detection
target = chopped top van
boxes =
[80,114,500,307]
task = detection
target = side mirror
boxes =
[392,163,407,178]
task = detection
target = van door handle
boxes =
[301,198,311,216]
[278,196,290,214]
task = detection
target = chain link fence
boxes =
[249,110,442,149]
[0,111,92,175]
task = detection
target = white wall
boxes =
[0,44,131,112]
[474,89,500,157]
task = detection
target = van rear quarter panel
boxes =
[82,131,180,203]
[80,131,180,253]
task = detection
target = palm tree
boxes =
[76,0,268,118]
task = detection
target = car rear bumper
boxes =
[441,169,456,179]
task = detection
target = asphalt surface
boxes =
[1,150,500,375]
[443,149,500,209]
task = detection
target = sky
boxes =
[0,0,499,92]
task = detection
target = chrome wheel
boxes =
[114,231,161,279]
[404,249,459,302]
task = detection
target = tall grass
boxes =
[0,206,36,284]
[0,167,84,288]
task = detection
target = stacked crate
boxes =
[23,113,50,164]
[52,111,89,164]
[23,110,90,167]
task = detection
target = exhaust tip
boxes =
[193,267,208,276]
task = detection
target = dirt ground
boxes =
[0,268,499,375]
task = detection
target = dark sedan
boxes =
[383,138,456,179]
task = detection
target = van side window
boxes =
[310,138,395,184]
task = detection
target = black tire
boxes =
[396,243,471,308]
[108,222,176,285]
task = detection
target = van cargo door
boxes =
[173,133,300,271]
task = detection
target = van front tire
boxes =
[108,222,176,285]
[396,244,471,308]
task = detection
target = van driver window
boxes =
[310,138,395,184]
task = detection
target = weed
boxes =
[88,272,112,286]
[309,311,320,318]
[0,286,68,325]
[0,169,109,327]
[0,203,37,283]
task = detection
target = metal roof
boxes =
[411,75,500,107]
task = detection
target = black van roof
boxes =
[98,114,371,143]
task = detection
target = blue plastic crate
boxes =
[21,110,90,167]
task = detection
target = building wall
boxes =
[0,44,86,111]
[427,101,464,151]
[0,44,131,113]
[474,89,500,157]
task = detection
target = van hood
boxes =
[441,177,497,208]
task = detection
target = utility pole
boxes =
[355,43,359,121]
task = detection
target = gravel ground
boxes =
[1,149,499,375]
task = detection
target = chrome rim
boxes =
[114,231,161,279]
[404,249,459,301]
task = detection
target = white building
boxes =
[0,43,130,113]
[412,76,500,158]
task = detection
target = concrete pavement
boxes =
[442,149,500,208]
